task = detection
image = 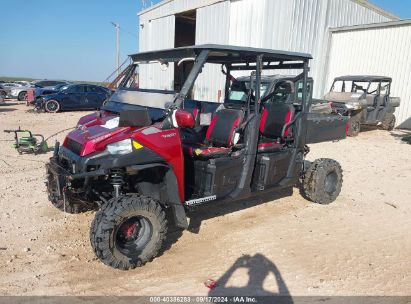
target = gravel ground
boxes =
[0,102,410,296]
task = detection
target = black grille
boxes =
[65,138,83,155]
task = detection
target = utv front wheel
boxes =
[347,114,361,137]
[381,113,395,131]
[302,158,343,205]
[90,195,167,270]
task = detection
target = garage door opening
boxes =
[174,10,196,92]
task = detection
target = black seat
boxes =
[258,103,295,153]
[183,108,243,159]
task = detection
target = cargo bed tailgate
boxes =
[305,113,348,144]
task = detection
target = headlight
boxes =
[106,139,133,155]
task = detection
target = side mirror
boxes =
[119,109,152,127]
[173,109,195,129]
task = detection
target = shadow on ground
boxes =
[0,108,17,113]
[187,187,293,234]
[209,253,293,301]
[390,129,411,144]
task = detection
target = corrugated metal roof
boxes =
[330,19,411,32]
[350,0,399,20]
[138,0,399,21]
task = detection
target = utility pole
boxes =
[111,22,120,77]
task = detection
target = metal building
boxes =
[324,20,411,129]
[138,0,408,123]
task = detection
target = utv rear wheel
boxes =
[347,114,361,137]
[381,113,395,131]
[45,100,60,113]
[302,158,343,205]
[90,195,167,270]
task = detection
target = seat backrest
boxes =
[206,108,243,148]
[378,94,388,107]
[182,100,201,124]
[259,103,295,139]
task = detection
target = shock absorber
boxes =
[110,168,125,198]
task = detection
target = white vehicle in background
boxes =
[9,84,31,101]
[0,83,22,100]
[14,81,31,87]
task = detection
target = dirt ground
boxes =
[0,101,410,296]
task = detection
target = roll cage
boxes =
[127,44,313,115]
[331,75,392,96]
[122,45,315,197]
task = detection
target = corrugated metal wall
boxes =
[326,24,411,129]
[139,0,226,23]
[138,0,393,100]
[194,1,230,101]
[139,16,175,90]
[194,0,391,101]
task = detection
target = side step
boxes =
[185,195,217,207]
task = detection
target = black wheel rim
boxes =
[20,92,27,101]
[324,171,338,194]
[47,101,58,112]
[115,216,153,258]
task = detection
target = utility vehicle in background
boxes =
[46,45,348,270]
[324,76,400,136]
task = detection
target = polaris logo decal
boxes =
[185,195,217,206]
[162,132,176,139]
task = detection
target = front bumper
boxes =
[46,140,166,198]
[46,156,70,202]
[46,147,108,201]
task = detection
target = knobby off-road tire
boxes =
[347,113,361,137]
[302,158,343,205]
[381,113,396,131]
[90,195,167,270]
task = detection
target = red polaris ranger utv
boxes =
[46,45,348,270]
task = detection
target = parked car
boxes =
[46,45,348,270]
[0,83,21,99]
[324,76,400,136]
[20,80,70,103]
[36,84,112,112]
[9,85,31,101]
[26,82,70,106]
[14,81,31,87]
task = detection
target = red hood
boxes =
[64,111,136,156]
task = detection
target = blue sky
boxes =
[0,0,409,82]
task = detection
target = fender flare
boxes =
[128,163,188,229]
